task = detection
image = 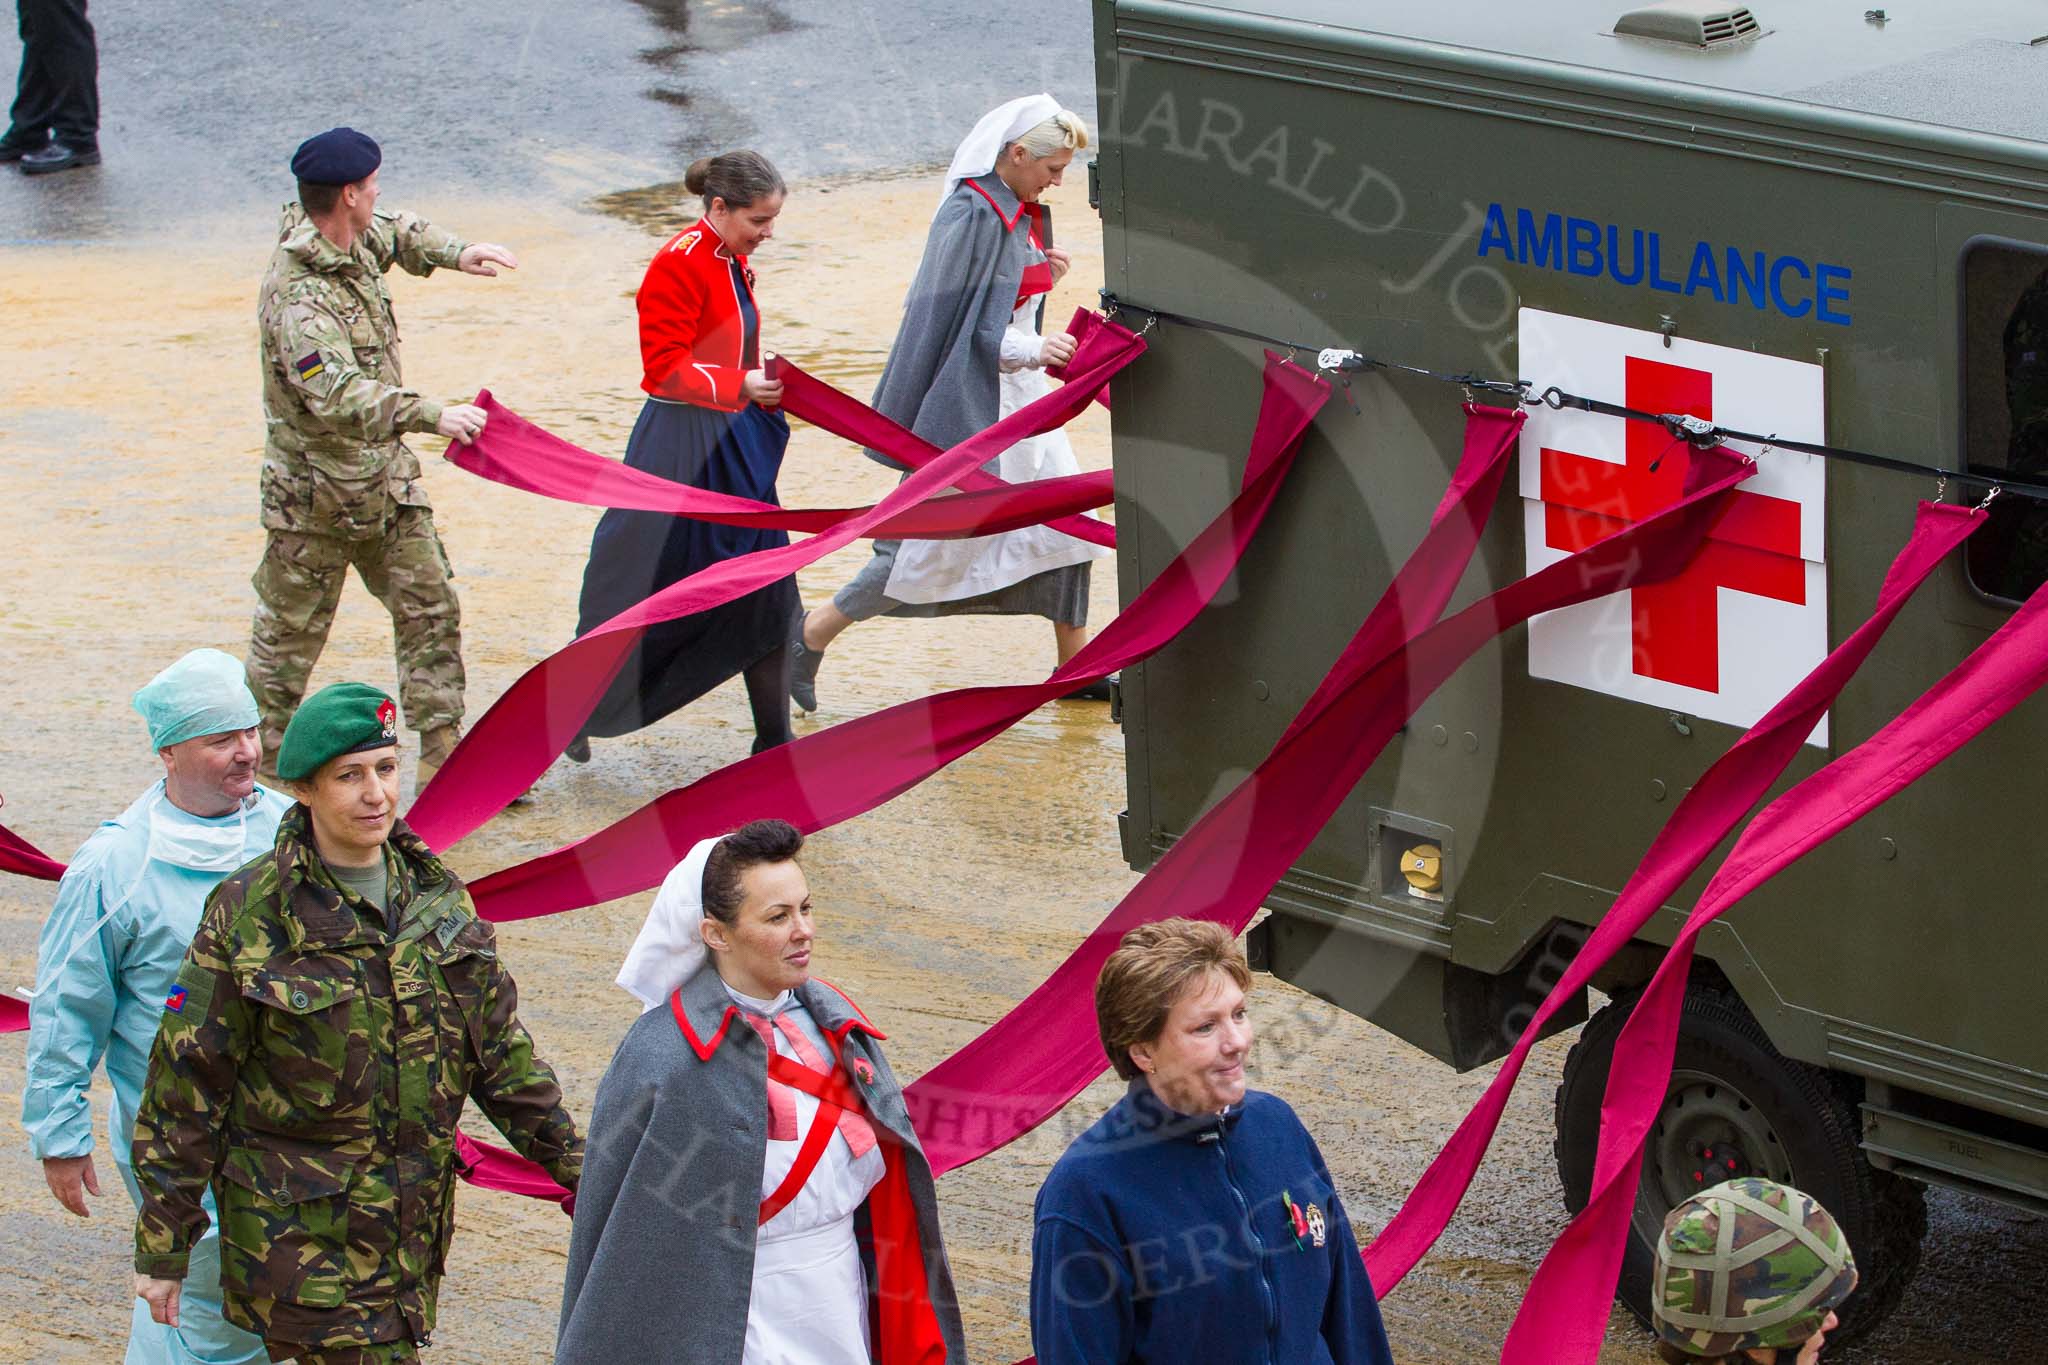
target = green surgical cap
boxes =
[131,648,261,750]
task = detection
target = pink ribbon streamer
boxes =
[404,311,1144,849]
[455,1131,571,1206]
[901,437,1751,1176]
[1364,500,1983,1297]
[461,353,1330,921]
[447,394,1118,542]
[770,356,1116,549]
[435,353,1333,1204]
[1505,522,2048,1363]
[0,819,65,883]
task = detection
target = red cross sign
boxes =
[1519,309,1828,742]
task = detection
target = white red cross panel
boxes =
[1517,308,1830,745]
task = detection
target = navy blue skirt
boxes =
[575,399,798,738]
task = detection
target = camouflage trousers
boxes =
[247,506,465,769]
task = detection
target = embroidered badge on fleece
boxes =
[1283,1191,1327,1249]
[295,351,326,382]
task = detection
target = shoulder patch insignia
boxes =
[675,229,702,256]
[163,987,187,1013]
[294,351,326,382]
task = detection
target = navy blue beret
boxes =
[290,127,381,186]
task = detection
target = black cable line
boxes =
[1101,293,2048,505]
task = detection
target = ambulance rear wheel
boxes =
[1553,984,1925,1347]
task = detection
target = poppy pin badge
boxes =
[377,698,398,738]
[1283,1190,1309,1249]
[852,1057,875,1085]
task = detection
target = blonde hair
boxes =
[1007,110,1091,160]
[1095,918,1252,1080]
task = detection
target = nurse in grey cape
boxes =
[789,94,1113,713]
[556,820,966,1364]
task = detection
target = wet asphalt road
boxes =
[0,0,1098,242]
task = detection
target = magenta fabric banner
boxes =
[1,811,64,1032]
[0,818,64,883]
[1504,527,2048,1364]
[770,352,1116,549]
[446,394,1117,541]
[427,354,1334,1204]
[900,440,1751,1177]
[1363,500,1983,1296]
[404,311,1145,849]
[462,354,1331,921]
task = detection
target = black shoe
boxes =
[789,611,825,714]
[564,736,592,764]
[1062,673,1116,702]
[0,135,47,163]
[751,732,789,756]
[21,143,99,175]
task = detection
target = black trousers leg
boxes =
[6,0,52,145]
[744,644,793,752]
[11,0,93,148]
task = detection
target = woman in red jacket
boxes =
[568,150,796,761]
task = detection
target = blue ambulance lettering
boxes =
[1477,204,1852,326]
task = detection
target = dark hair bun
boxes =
[683,156,713,196]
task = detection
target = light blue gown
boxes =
[22,780,291,1365]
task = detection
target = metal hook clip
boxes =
[1137,313,1159,338]
[1977,484,2003,512]
[1934,473,1949,503]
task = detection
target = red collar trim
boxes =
[965,178,1028,232]
[811,977,888,1042]
[670,988,737,1062]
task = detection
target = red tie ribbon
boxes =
[741,1010,878,1158]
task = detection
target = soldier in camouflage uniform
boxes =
[129,682,580,1363]
[1651,1177,1859,1365]
[248,127,514,786]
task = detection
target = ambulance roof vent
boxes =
[1613,2,1766,49]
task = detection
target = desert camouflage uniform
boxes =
[129,806,580,1360]
[1652,1176,1859,1358]
[248,202,471,770]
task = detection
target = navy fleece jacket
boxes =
[1030,1081,1395,1365]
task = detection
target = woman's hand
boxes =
[135,1275,181,1327]
[1039,331,1078,369]
[1045,246,1072,286]
[742,369,785,409]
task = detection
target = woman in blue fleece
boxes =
[1030,919,1395,1365]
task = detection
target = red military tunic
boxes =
[637,216,762,412]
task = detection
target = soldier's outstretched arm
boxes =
[463,923,582,1191]
[273,299,443,445]
[364,206,469,279]
[130,883,254,1281]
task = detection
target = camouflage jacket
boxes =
[130,806,580,1345]
[257,203,468,536]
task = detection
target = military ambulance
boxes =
[1093,0,2048,1340]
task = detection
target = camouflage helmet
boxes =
[1652,1177,1859,1356]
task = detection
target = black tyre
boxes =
[1554,984,1925,1347]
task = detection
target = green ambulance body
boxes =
[1094,0,2048,1338]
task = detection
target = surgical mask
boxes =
[144,790,252,874]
